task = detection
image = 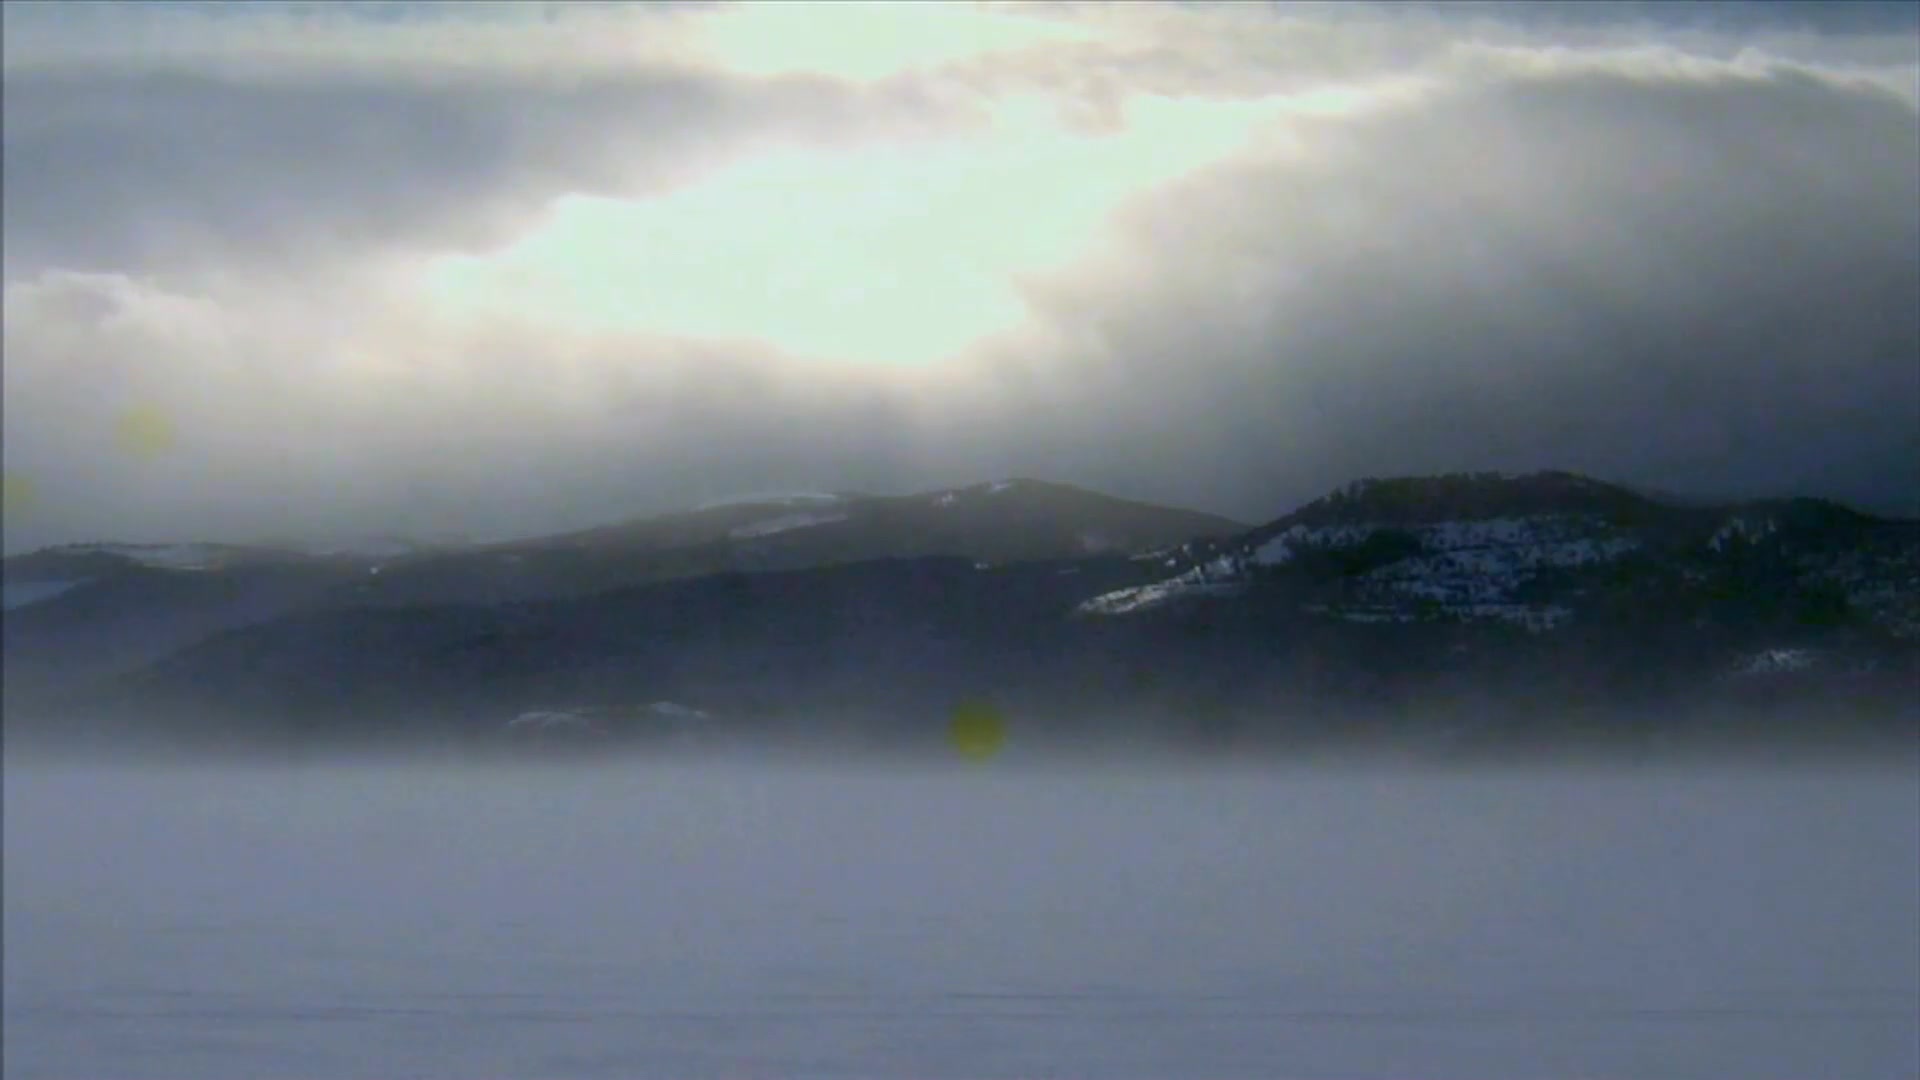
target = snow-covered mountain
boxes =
[517,479,1236,555]
[7,471,1915,757]
[0,480,1241,708]
[1,480,1240,607]
[311,479,1247,607]
[1082,471,1920,641]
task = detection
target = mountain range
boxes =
[5,472,1915,759]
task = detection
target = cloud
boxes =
[0,64,964,279]
[986,58,1920,515]
[1,268,945,545]
[3,1,1916,551]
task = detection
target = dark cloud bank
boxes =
[2,3,1915,552]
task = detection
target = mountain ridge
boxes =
[7,470,1915,758]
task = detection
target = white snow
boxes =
[645,701,710,721]
[1365,537,1638,603]
[1458,603,1573,632]
[729,511,850,539]
[1732,648,1820,676]
[1807,545,1920,638]
[508,710,606,733]
[1244,514,1638,628]
[1407,516,1638,558]
[1327,607,1417,625]
[509,701,709,732]
[1709,515,1780,552]
[1077,560,1246,616]
[1250,523,1379,566]
[1306,599,1567,631]
[57,543,225,571]
[1254,515,1639,568]
[1077,576,1244,616]
[1358,520,1632,626]
[697,492,845,511]
[297,536,425,559]
[1094,512,1644,629]
[1428,517,1557,548]
[930,479,1020,500]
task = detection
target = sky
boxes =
[3,0,1917,551]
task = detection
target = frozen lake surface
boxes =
[6,757,1917,1079]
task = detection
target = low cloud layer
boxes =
[4,1,1916,550]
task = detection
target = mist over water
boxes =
[6,754,1917,1079]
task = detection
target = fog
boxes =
[7,758,1916,1079]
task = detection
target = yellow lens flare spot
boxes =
[947,700,1008,762]
[3,471,36,517]
[115,404,178,460]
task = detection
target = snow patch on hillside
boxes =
[1458,603,1574,632]
[1077,558,1245,615]
[1344,517,1632,627]
[509,710,606,734]
[1731,647,1820,676]
[1709,515,1779,552]
[697,492,845,511]
[508,701,711,734]
[1806,544,1920,638]
[926,479,1023,506]
[645,701,710,721]
[1254,515,1636,570]
[1076,576,1244,616]
[1252,523,1376,565]
[56,543,226,571]
[1308,604,1415,625]
[1364,536,1639,606]
[1102,514,1637,631]
[298,537,423,559]
[729,511,850,539]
